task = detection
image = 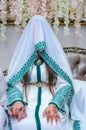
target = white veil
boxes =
[6,15,82,129]
[6,15,73,88]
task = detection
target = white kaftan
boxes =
[9,63,73,130]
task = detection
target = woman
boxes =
[6,15,80,130]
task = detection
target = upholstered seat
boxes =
[64,47,86,81]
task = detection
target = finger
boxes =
[11,106,16,116]
[11,107,19,117]
[47,112,58,124]
[47,113,55,124]
[13,104,25,116]
[21,106,26,112]
[46,115,50,123]
[20,111,27,119]
[15,108,19,116]
[17,109,23,120]
[46,111,51,123]
[8,108,13,116]
[10,107,16,116]
[46,115,54,124]
[12,109,16,116]
[16,105,25,119]
[43,110,47,117]
[55,115,60,124]
[17,108,27,120]
[18,111,27,120]
[49,116,53,124]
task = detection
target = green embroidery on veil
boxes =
[40,51,73,86]
[7,52,37,85]
[7,41,46,109]
[7,41,46,85]
[35,41,46,51]
[40,50,74,109]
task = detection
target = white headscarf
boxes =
[6,15,73,87]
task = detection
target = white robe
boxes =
[0,64,86,130]
[10,63,73,130]
[0,68,7,107]
[0,68,8,130]
[71,79,86,130]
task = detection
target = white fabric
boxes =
[71,79,86,119]
[0,68,8,129]
[10,63,73,130]
[6,15,73,84]
[70,79,86,129]
[34,21,44,45]
[74,79,86,118]
[0,68,7,107]
[0,106,8,130]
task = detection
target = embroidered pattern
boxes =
[40,51,73,86]
[35,64,42,130]
[7,42,46,85]
[5,110,12,130]
[73,120,81,130]
[7,44,74,109]
[50,85,72,114]
[40,51,74,109]
[7,85,27,106]
[35,41,46,52]
[7,52,37,85]
[6,42,78,130]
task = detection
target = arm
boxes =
[49,76,73,114]
[6,82,27,107]
[43,76,73,124]
[6,82,28,120]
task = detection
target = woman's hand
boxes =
[43,104,60,124]
[8,101,27,120]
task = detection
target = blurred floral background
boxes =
[0,0,86,40]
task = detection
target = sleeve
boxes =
[0,68,7,99]
[0,69,7,107]
[6,82,28,107]
[49,76,73,114]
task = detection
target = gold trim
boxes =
[29,81,48,87]
[64,47,86,55]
